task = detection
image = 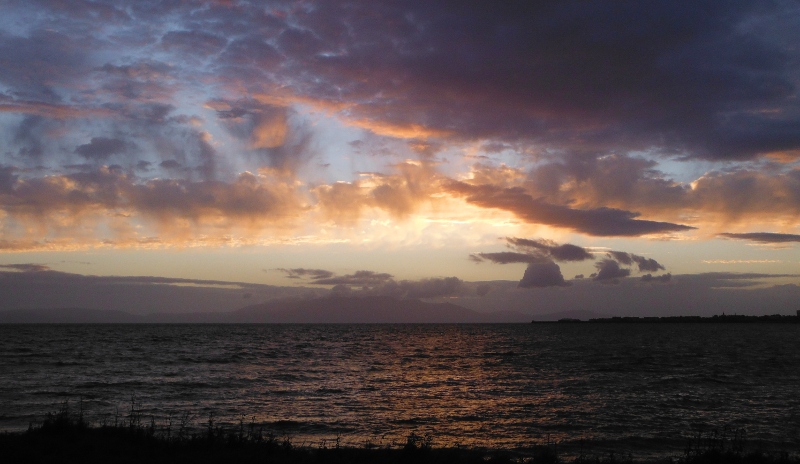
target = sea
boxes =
[0,323,798,460]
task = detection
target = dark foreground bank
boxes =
[2,409,798,464]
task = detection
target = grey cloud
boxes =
[159,160,181,169]
[288,1,800,160]
[278,268,335,280]
[0,166,17,193]
[641,273,672,283]
[161,30,227,56]
[506,237,594,261]
[718,232,800,244]
[447,181,694,237]
[470,251,547,265]
[594,259,631,282]
[290,268,461,299]
[0,29,87,101]
[221,35,283,69]
[608,251,665,272]
[12,115,46,159]
[75,137,128,160]
[312,270,394,286]
[519,261,569,288]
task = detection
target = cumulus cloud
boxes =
[519,262,569,288]
[594,259,631,282]
[473,236,668,287]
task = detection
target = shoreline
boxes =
[2,408,798,464]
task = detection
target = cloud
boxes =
[473,236,668,287]
[160,30,228,56]
[470,252,547,265]
[607,251,665,272]
[2,1,800,252]
[594,259,631,282]
[277,268,335,280]
[445,181,694,237]
[277,267,462,298]
[74,137,128,160]
[641,273,672,283]
[311,270,394,286]
[519,262,569,288]
[718,232,800,243]
[0,263,51,272]
[0,166,306,247]
[315,161,441,224]
[506,237,594,261]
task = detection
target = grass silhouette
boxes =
[1,401,798,464]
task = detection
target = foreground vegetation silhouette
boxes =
[1,402,798,464]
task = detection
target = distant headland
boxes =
[534,313,800,323]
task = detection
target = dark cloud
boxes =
[287,1,800,160]
[159,160,181,169]
[161,30,228,56]
[607,251,665,272]
[74,137,128,160]
[447,181,694,237]
[282,267,461,299]
[641,273,672,283]
[718,232,800,244]
[0,29,88,101]
[594,259,631,282]
[0,263,50,272]
[470,251,546,265]
[312,270,394,286]
[506,237,594,261]
[0,165,17,193]
[278,268,335,280]
[519,261,569,288]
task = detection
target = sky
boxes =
[2,1,800,316]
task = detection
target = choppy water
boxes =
[1,324,799,459]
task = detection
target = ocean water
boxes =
[0,323,798,459]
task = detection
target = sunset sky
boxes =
[2,1,800,314]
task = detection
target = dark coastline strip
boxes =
[2,406,798,464]
[532,314,800,323]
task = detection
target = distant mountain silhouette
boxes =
[231,295,530,323]
[0,296,530,323]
